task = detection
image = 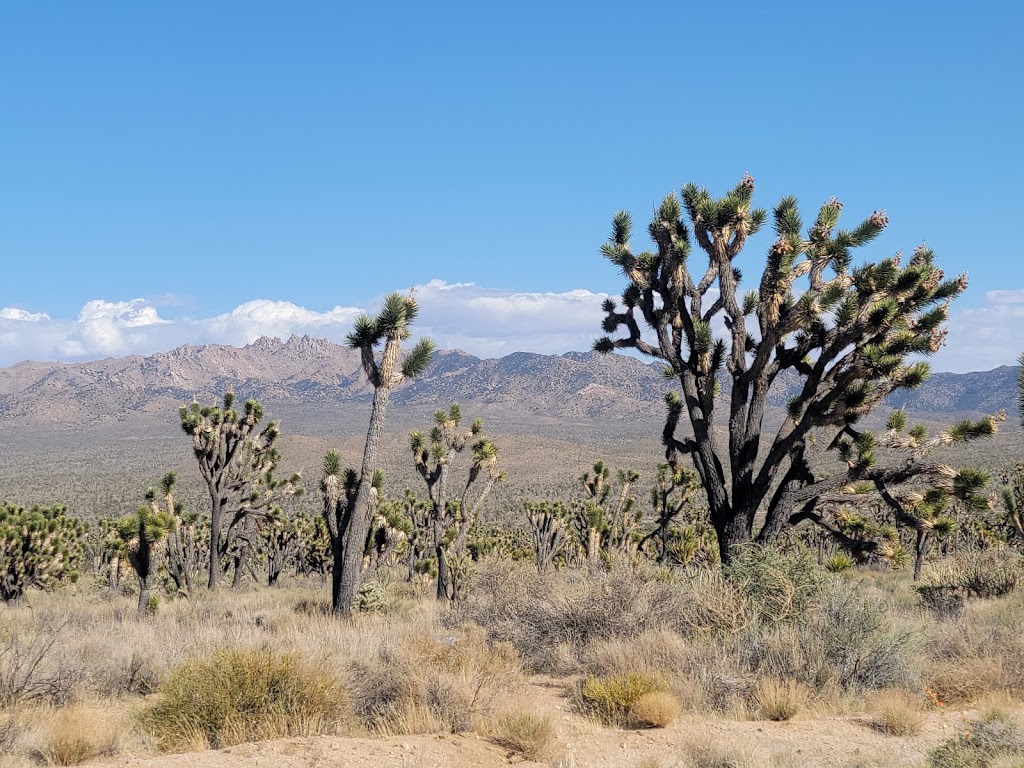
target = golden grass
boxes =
[868,689,925,736]
[752,678,807,722]
[630,690,681,728]
[489,710,556,760]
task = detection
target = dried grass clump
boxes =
[346,622,523,736]
[140,647,351,751]
[685,738,758,768]
[578,672,673,728]
[752,678,807,721]
[36,703,127,765]
[923,591,1024,704]
[490,710,556,760]
[630,690,681,728]
[868,689,924,736]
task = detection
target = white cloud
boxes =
[412,279,609,357]
[935,291,1024,372]
[0,307,50,322]
[0,279,1013,372]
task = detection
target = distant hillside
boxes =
[0,336,1016,427]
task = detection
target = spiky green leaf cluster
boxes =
[0,503,85,603]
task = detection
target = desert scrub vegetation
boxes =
[577,671,674,728]
[928,714,1024,768]
[140,647,351,750]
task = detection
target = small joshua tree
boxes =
[262,508,302,587]
[596,175,987,563]
[150,471,203,598]
[410,403,504,601]
[573,461,641,569]
[115,496,174,616]
[329,292,434,617]
[0,503,85,604]
[180,391,303,590]
[638,463,702,564]
[526,500,569,573]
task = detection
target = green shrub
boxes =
[928,718,1024,767]
[960,549,1021,599]
[579,672,670,727]
[724,545,823,623]
[825,553,855,573]
[752,580,917,692]
[141,648,350,751]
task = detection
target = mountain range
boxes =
[0,335,1017,427]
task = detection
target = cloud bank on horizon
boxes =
[0,280,1020,373]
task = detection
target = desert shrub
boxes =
[346,623,522,735]
[752,678,807,721]
[923,591,1024,703]
[959,549,1022,598]
[629,690,681,728]
[685,739,758,768]
[141,647,350,751]
[723,545,823,624]
[490,711,556,760]
[751,580,916,692]
[917,549,1022,615]
[37,704,124,766]
[869,689,924,736]
[0,622,80,707]
[457,559,694,672]
[578,672,670,727]
[916,584,965,620]
[928,717,1024,768]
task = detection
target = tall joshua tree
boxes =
[329,292,434,616]
[596,175,994,563]
[180,391,302,589]
[410,403,503,601]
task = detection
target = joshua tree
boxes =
[115,500,174,616]
[328,292,434,616]
[150,471,203,597]
[998,352,1024,546]
[572,461,641,568]
[262,509,302,587]
[410,403,503,601]
[526,500,569,573]
[638,463,701,564]
[0,503,85,604]
[596,175,992,563]
[180,391,303,589]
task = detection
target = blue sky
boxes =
[1,1,1021,371]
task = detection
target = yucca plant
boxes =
[0,503,85,603]
[180,391,303,589]
[409,403,504,601]
[325,292,435,616]
[596,176,993,564]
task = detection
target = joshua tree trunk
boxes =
[914,528,929,581]
[208,496,224,589]
[336,343,397,616]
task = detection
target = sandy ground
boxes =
[86,675,996,768]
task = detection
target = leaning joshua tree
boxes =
[596,175,994,564]
[409,403,503,601]
[180,391,302,589]
[329,292,434,616]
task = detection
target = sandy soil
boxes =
[88,676,993,768]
